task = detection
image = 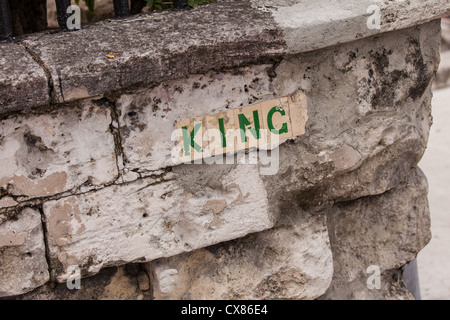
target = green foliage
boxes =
[74,0,95,13]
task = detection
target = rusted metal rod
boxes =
[113,0,130,18]
[0,0,13,41]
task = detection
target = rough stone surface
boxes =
[435,51,450,89]
[117,20,439,182]
[320,168,431,300]
[148,206,332,300]
[262,20,439,211]
[0,208,49,297]
[9,264,150,300]
[23,1,285,104]
[47,0,115,29]
[258,0,449,54]
[0,99,118,200]
[0,42,49,113]
[43,164,273,282]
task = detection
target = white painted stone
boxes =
[43,165,273,282]
[0,208,49,297]
[255,0,449,54]
[0,102,118,199]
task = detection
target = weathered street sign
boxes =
[175,92,308,162]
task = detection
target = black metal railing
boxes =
[0,0,189,41]
[55,0,71,30]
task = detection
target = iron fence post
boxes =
[0,0,13,41]
[113,0,130,18]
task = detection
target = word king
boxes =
[174,92,308,162]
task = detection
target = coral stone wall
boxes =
[1,0,449,300]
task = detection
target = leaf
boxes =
[106,53,122,59]
[85,0,95,13]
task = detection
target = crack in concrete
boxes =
[18,41,55,105]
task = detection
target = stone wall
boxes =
[47,0,115,29]
[1,0,449,300]
[435,19,450,89]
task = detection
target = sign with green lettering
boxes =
[174,92,308,162]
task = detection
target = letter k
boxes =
[182,122,203,156]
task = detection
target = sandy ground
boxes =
[417,86,450,300]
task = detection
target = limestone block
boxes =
[116,21,439,192]
[47,0,115,29]
[173,92,307,162]
[43,164,273,282]
[0,43,49,113]
[116,64,274,173]
[0,100,118,200]
[0,208,49,297]
[149,206,333,300]
[321,168,431,300]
